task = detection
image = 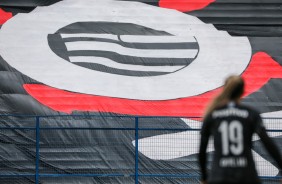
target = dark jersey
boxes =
[199,102,282,183]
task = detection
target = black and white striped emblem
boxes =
[48,22,199,76]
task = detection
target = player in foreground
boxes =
[198,75,282,184]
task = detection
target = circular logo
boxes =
[48,21,199,77]
[0,0,251,100]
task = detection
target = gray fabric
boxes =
[0,1,282,184]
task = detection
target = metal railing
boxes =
[0,115,281,184]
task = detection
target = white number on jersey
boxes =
[218,120,243,155]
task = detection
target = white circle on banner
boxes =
[0,0,251,100]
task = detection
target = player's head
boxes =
[204,75,244,118]
[223,75,245,101]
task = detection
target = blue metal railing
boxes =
[0,115,281,183]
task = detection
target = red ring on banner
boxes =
[0,8,13,25]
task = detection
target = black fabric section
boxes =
[0,56,57,115]
[73,62,170,76]
[120,0,159,6]
[242,79,282,114]
[0,94,58,115]
[211,0,282,3]
[0,0,62,7]
[66,114,189,140]
[187,2,282,37]
[38,177,199,184]
[0,0,60,14]
[248,37,282,65]
[214,25,282,37]
[69,50,192,66]
[0,6,35,15]
[63,37,199,50]
[0,177,34,184]
[48,34,70,62]
[56,22,171,36]
[191,17,282,25]
[0,72,29,94]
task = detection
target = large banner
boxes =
[1,0,282,116]
[0,0,282,183]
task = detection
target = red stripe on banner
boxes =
[241,52,282,95]
[23,52,282,117]
[159,0,215,12]
[0,8,13,25]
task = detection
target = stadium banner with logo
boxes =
[0,0,282,183]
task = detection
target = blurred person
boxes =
[198,75,282,184]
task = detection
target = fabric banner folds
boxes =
[0,0,282,183]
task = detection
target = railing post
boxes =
[35,116,40,184]
[135,117,139,184]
